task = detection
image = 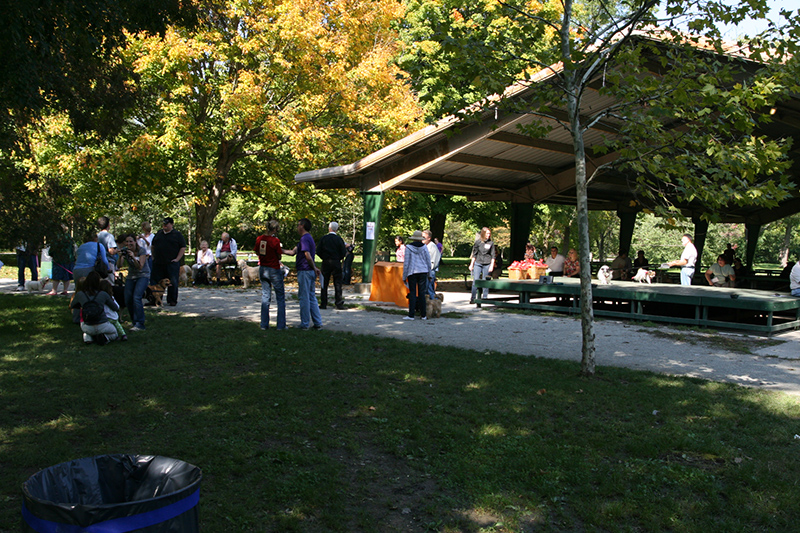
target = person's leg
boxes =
[28,253,38,281]
[298,270,311,328]
[680,267,694,286]
[480,264,491,299]
[259,266,272,329]
[471,263,482,301]
[132,276,148,328]
[792,288,800,297]
[166,262,180,304]
[269,267,287,330]
[124,278,135,323]
[98,321,119,341]
[17,251,26,288]
[407,274,418,318]
[333,262,344,308]
[417,274,427,318]
[427,270,436,299]
[309,271,323,327]
[320,262,331,309]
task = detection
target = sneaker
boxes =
[60,291,68,295]
[421,316,428,320]
[46,290,57,296]
[16,286,25,292]
[121,335,128,341]
[403,316,415,320]
[313,324,323,329]
[130,325,145,332]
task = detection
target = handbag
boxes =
[94,243,109,277]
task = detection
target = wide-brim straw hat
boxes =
[409,230,424,241]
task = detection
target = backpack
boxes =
[81,294,107,325]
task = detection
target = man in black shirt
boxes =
[317,222,347,310]
[150,217,186,306]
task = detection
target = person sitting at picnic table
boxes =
[633,250,648,269]
[790,260,800,297]
[705,254,736,287]
[732,258,752,288]
[564,248,580,277]
[545,246,565,276]
[213,232,237,284]
[609,250,632,280]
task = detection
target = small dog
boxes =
[147,278,171,306]
[179,265,193,287]
[426,293,444,318]
[597,265,613,285]
[25,276,50,293]
[238,259,260,289]
[633,268,656,284]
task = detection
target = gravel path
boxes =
[6,279,800,396]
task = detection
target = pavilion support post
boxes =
[510,203,534,261]
[692,216,709,270]
[745,222,762,268]
[617,210,637,255]
[360,191,384,284]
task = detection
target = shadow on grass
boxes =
[2,294,800,532]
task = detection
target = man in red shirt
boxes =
[255,220,290,330]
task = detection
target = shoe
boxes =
[403,316,415,320]
[121,335,128,341]
[46,290,57,295]
[421,316,428,320]
[319,305,327,310]
[313,324,323,329]
[261,326,268,330]
[469,299,475,304]
[336,305,344,310]
[60,291,68,295]
[16,286,24,292]
[167,302,176,306]
[130,325,145,332]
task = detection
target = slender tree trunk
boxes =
[780,219,794,267]
[567,81,596,376]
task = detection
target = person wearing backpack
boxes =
[70,270,119,345]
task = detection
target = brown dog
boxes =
[238,259,260,289]
[179,265,193,287]
[425,293,444,318]
[147,278,171,306]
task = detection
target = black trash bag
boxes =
[22,454,202,532]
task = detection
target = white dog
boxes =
[238,259,260,289]
[633,268,656,284]
[597,266,613,285]
[25,276,51,293]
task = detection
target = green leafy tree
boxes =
[400,0,800,374]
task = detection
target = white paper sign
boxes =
[366,222,375,240]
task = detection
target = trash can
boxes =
[21,454,202,532]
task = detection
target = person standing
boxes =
[668,233,698,286]
[402,230,430,320]
[394,236,406,263]
[140,221,154,272]
[150,217,186,306]
[48,224,76,295]
[422,230,441,300]
[15,242,38,291]
[468,227,496,304]
[96,216,118,282]
[255,220,289,330]
[317,222,347,310]
[117,234,150,331]
[290,218,322,330]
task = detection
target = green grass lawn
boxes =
[2,295,800,532]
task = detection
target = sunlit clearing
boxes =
[465,381,485,391]
[403,373,430,383]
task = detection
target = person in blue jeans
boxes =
[287,218,322,330]
[254,219,290,330]
[117,234,150,331]
[469,227,496,304]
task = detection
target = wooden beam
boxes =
[448,153,559,175]
[488,131,574,154]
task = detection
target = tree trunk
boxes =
[193,142,238,248]
[780,220,793,268]
[567,80,596,376]
[430,211,446,243]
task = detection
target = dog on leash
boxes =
[25,276,51,293]
[597,265,613,285]
[147,278,171,306]
[633,268,656,284]
[179,265,193,287]
[426,293,444,318]
[238,259,260,289]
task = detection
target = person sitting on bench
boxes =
[212,232,237,284]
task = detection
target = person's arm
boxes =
[174,247,185,262]
[230,239,238,258]
[488,244,496,272]
[104,292,120,312]
[705,268,714,285]
[304,250,321,275]
[668,257,688,267]
[283,246,297,256]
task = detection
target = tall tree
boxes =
[400,0,800,374]
[46,0,421,247]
